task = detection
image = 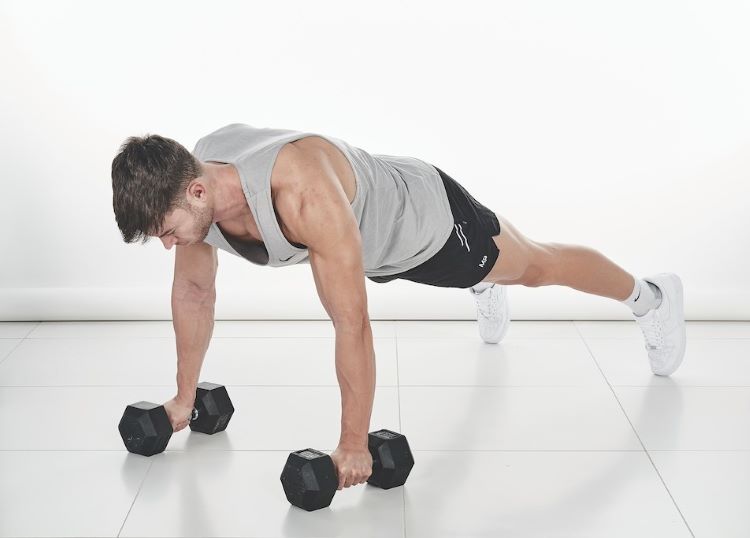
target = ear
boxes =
[187,178,208,201]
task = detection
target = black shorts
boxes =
[367,165,501,289]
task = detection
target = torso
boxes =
[215,136,357,250]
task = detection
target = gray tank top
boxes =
[193,123,453,278]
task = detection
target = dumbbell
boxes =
[280,428,414,511]
[118,381,235,456]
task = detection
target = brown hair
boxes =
[111,134,202,244]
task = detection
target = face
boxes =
[156,202,214,250]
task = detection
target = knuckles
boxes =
[335,460,373,489]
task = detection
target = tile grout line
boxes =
[8,384,750,389]
[117,459,153,538]
[2,320,741,538]
[394,322,407,538]
[3,448,749,453]
[573,320,696,538]
[24,322,41,338]
[16,336,750,340]
[394,324,403,435]
[0,322,40,368]
[0,339,26,369]
[0,384,403,388]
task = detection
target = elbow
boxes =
[172,284,216,304]
[332,314,370,333]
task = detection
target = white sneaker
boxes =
[632,273,686,376]
[470,283,510,343]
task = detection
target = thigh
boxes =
[481,213,555,285]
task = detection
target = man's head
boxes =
[111,134,214,248]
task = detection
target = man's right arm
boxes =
[171,243,219,406]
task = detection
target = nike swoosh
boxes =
[280,255,294,262]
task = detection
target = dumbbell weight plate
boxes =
[189,381,235,434]
[280,448,338,511]
[367,429,415,489]
[118,401,173,457]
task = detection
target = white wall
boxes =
[1,0,748,321]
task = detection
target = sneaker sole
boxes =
[647,273,686,376]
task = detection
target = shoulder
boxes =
[277,136,336,173]
[272,137,338,196]
[270,140,326,243]
[271,142,303,206]
[272,138,357,246]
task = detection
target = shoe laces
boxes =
[475,287,499,320]
[637,314,665,351]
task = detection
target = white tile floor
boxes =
[1,320,749,537]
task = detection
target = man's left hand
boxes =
[330,444,373,490]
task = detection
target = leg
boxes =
[539,243,636,301]
[482,214,636,301]
[476,213,685,377]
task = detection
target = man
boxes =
[111,123,686,490]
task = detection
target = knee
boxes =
[520,269,544,287]
[520,242,562,287]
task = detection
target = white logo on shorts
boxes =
[454,223,470,252]
[479,255,488,268]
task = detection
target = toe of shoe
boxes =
[649,339,686,376]
[652,360,682,376]
[480,318,510,343]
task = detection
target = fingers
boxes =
[331,450,373,490]
[173,420,189,432]
[170,411,192,432]
[337,471,350,490]
[336,467,348,490]
[337,470,372,490]
[355,470,371,487]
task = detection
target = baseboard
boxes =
[0,285,746,321]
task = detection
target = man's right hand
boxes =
[164,396,195,432]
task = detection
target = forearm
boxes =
[171,287,216,404]
[334,320,376,449]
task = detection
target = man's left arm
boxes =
[281,146,375,489]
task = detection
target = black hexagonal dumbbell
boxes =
[280,428,414,511]
[118,381,235,456]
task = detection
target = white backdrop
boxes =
[1,0,748,321]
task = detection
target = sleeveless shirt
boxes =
[193,123,453,278]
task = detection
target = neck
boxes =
[204,162,252,224]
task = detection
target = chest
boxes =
[217,136,356,248]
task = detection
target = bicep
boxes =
[286,152,369,323]
[305,194,367,322]
[308,227,367,323]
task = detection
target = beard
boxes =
[188,204,214,243]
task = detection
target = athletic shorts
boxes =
[367,165,501,289]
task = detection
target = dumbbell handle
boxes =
[299,446,381,476]
[169,405,199,426]
[166,403,199,423]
